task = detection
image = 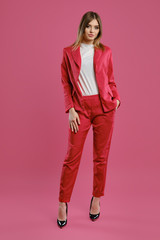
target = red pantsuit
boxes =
[58,44,121,202]
[58,94,116,202]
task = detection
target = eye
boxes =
[86,25,99,29]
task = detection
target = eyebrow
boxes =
[87,24,99,27]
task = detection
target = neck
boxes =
[81,40,94,45]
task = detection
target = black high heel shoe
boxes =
[57,202,68,228]
[89,196,100,221]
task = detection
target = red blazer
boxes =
[61,44,121,113]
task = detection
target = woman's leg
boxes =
[92,108,115,197]
[58,111,91,203]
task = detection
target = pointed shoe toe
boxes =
[57,218,67,228]
[89,196,100,221]
[89,212,100,221]
[57,202,68,228]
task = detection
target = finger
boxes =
[74,120,79,132]
[70,121,76,133]
[77,115,80,125]
[70,122,74,132]
[72,121,78,133]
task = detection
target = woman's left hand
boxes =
[116,100,120,110]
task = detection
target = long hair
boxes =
[70,11,105,52]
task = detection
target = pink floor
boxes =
[1,160,159,240]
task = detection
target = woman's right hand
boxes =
[69,108,80,133]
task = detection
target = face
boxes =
[83,19,100,44]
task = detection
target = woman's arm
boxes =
[108,49,121,109]
[61,48,74,113]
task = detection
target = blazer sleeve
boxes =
[108,49,121,109]
[61,48,74,113]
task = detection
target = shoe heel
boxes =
[57,202,68,228]
[89,196,100,221]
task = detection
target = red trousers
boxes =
[58,94,116,202]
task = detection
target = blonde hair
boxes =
[70,11,105,52]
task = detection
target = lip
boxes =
[88,34,94,37]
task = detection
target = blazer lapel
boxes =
[71,45,81,69]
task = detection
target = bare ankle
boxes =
[59,202,66,206]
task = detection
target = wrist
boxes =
[69,107,75,112]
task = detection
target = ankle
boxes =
[59,202,66,207]
[93,196,100,201]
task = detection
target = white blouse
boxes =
[77,42,99,96]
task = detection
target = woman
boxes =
[57,11,121,228]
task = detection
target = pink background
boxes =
[0,0,160,239]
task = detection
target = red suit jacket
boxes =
[61,44,121,113]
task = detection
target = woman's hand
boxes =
[116,100,120,110]
[69,108,80,133]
